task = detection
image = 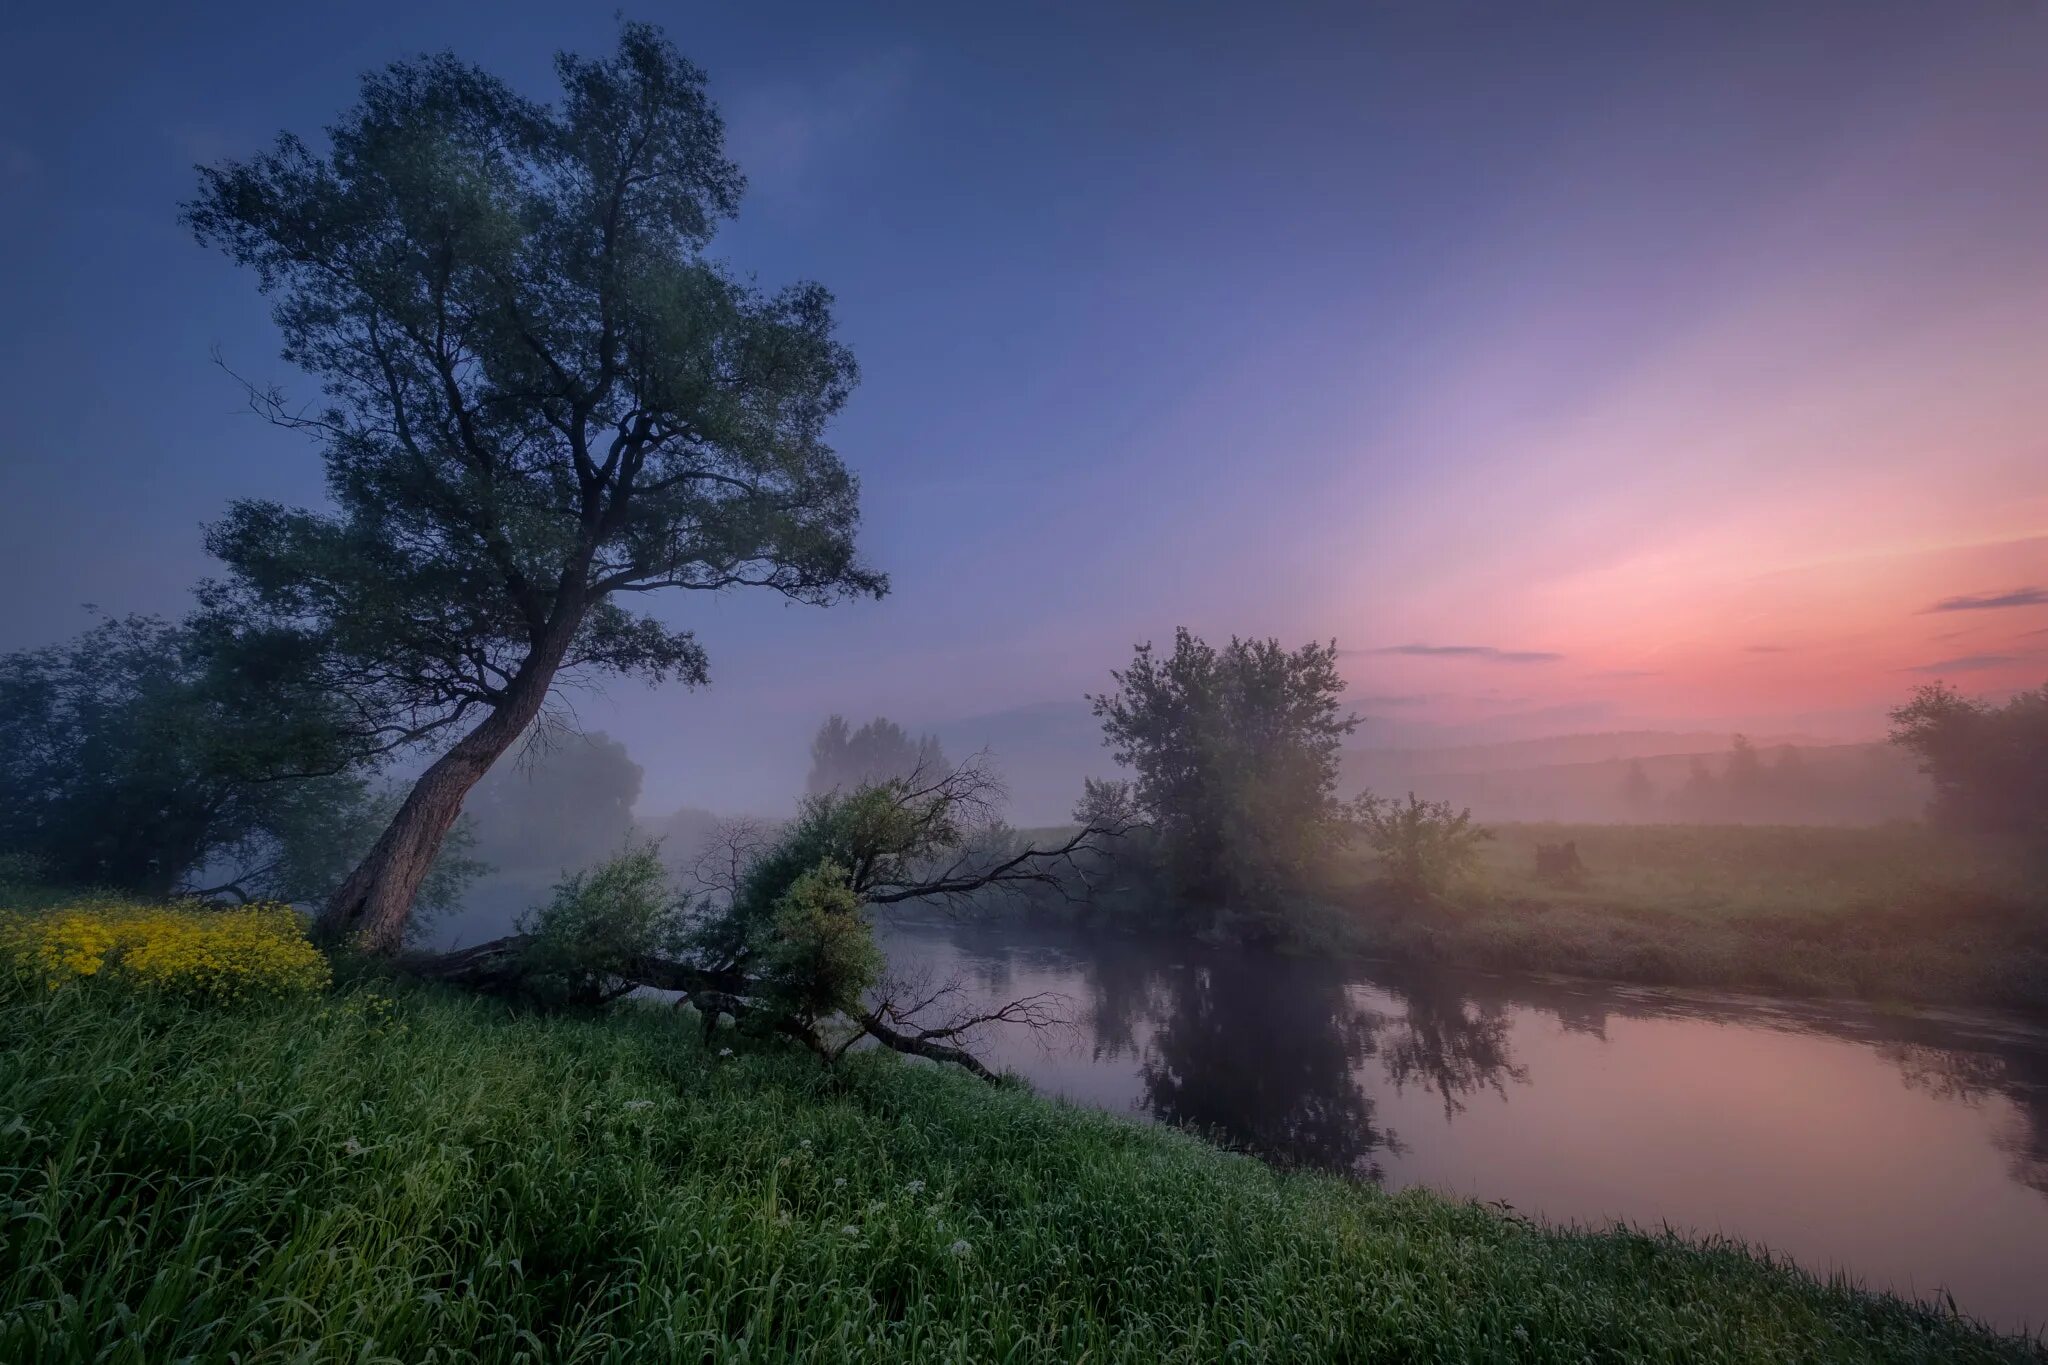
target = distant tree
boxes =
[1890,681,2048,850]
[804,715,947,796]
[1675,755,1720,821]
[1620,760,1656,818]
[185,23,885,952]
[464,731,644,881]
[0,614,359,899]
[1724,734,1765,809]
[1090,628,1359,919]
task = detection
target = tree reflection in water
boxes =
[1076,944,1535,1178]
[887,914,2048,1204]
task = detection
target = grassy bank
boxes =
[2,981,2040,1363]
[1332,823,2048,1013]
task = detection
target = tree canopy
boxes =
[0,614,476,914]
[184,22,885,949]
[1090,628,1360,920]
[1890,681,2048,852]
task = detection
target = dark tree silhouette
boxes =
[185,25,884,950]
[805,715,947,796]
[1890,681,2048,851]
[0,615,358,899]
[1090,628,1359,924]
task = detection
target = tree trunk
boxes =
[319,628,574,954]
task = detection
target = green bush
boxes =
[514,844,684,1004]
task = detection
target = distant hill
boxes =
[1343,730,1835,777]
[1345,740,1927,825]
[929,701,1924,827]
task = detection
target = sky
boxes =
[2,1,2046,812]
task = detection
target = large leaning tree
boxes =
[186,24,885,951]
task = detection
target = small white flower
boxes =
[799,1138,812,1149]
[868,1199,885,1213]
[717,1047,734,1057]
[834,1177,847,1188]
[842,1224,860,1237]
[776,1211,792,1226]
[904,1179,925,1195]
[948,1239,972,1258]
[342,1137,364,1156]
[623,1099,654,1112]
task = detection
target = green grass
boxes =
[1330,823,2048,1012]
[3,981,2041,1363]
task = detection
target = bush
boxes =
[1352,792,1492,897]
[0,899,330,1003]
[759,859,880,1025]
[515,844,685,1005]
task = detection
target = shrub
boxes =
[515,844,685,1005]
[0,900,330,1003]
[1352,792,1493,897]
[758,859,880,1025]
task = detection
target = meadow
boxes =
[1332,822,2048,1013]
[3,972,2042,1364]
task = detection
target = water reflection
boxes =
[923,922,1543,1175]
[1115,956,1392,1176]
[877,913,2048,1333]
[1881,1040,2048,1197]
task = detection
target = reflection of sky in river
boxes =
[875,915,2048,1336]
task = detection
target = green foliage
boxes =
[0,985,2034,1362]
[514,844,684,1005]
[758,860,880,1025]
[695,781,976,971]
[1351,791,1493,897]
[184,22,885,759]
[0,614,381,900]
[1090,629,1359,922]
[1891,681,2048,854]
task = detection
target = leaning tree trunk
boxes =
[320,627,574,954]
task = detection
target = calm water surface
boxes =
[876,914,2048,1336]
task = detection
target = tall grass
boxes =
[2,982,2039,1362]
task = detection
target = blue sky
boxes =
[4,2,2045,812]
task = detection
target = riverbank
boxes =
[2,981,2040,1362]
[1323,823,2048,1014]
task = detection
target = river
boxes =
[875,912,2048,1336]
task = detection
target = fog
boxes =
[431,706,1932,947]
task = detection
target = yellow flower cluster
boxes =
[0,900,330,1004]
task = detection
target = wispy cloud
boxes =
[1904,654,2021,674]
[1361,644,1564,664]
[1923,586,2048,613]
[1347,692,1433,707]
